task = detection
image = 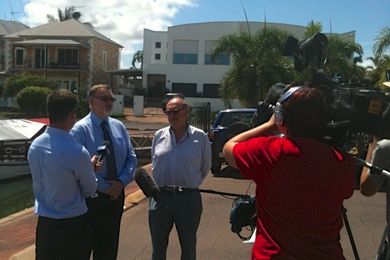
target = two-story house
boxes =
[0,19,30,80]
[3,19,122,96]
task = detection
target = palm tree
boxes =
[47,6,77,22]
[325,36,363,80]
[212,27,294,107]
[301,21,363,85]
[373,27,390,59]
[304,20,322,39]
[131,50,143,69]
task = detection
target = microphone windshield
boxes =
[97,141,110,162]
[134,168,160,200]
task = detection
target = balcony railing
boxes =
[12,63,88,71]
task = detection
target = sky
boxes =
[1,0,389,69]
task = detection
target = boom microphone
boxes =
[134,167,161,201]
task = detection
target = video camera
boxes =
[282,33,390,150]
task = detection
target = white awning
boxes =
[13,39,81,46]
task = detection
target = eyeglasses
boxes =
[93,96,116,102]
[164,105,187,115]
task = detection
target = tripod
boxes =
[342,205,360,260]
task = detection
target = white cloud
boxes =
[21,0,196,68]
[357,59,375,69]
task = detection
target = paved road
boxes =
[118,167,253,260]
[117,166,386,260]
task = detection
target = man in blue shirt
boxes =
[28,89,98,260]
[150,94,211,260]
[71,84,137,260]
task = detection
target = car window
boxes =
[218,112,255,127]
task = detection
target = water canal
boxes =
[0,158,151,219]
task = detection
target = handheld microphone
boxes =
[134,167,161,201]
[97,141,110,163]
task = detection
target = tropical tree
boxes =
[367,27,390,88]
[47,6,77,22]
[304,20,322,39]
[325,36,363,81]
[301,21,364,85]
[131,50,143,69]
[212,27,294,107]
[373,27,390,59]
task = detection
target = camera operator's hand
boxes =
[360,136,387,196]
[91,155,103,172]
[223,114,278,169]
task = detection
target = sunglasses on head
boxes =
[93,96,116,102]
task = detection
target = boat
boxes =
[0,118,48,181]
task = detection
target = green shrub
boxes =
[76,97,90,118]
[3,73,52,97]
[16,86,52,116]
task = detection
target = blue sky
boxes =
[173,0,389,60]
[1,0,389,68]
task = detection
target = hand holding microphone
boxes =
[134,167,161,201]
[97,141,110,162]
[95,141,110,171]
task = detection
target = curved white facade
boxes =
[143,21,355,104]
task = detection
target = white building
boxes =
[142,21,355,110]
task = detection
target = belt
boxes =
[159,186,197,194]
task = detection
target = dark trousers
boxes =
[377,225,390,260]
[86,191,124,260]
[149,191,202,260]
[35,214,90,260]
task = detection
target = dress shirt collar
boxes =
[90,111,109,127]
[46,126,74,140]
[169,123,190,143]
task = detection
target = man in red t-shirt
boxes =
[223,85,355,259]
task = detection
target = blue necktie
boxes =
[101,120,117,180]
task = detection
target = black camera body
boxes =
[283,33,390,149]
[229,195,256,240]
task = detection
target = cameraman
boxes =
[360,103,390,259]
[223,85,355,259]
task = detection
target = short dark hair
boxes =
[282,86,326,138]
[47,89,78,124]
[162,92,185,111]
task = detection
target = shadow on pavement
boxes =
[213,166,245,179]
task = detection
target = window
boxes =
[54,79,78,94]
[155,42,161,48]
[173,40,199,64]
[34,48,46,69]
[204,40,230,65]
[155,53,161,60]
[172,83,197,97]
[14,48,24,66]
[203,84,220,98]
[204,54,230,65]
[58,48,79,67]
[173,54,198,64]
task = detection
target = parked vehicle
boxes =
[0,118,48,181]
[207,108,257,174]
